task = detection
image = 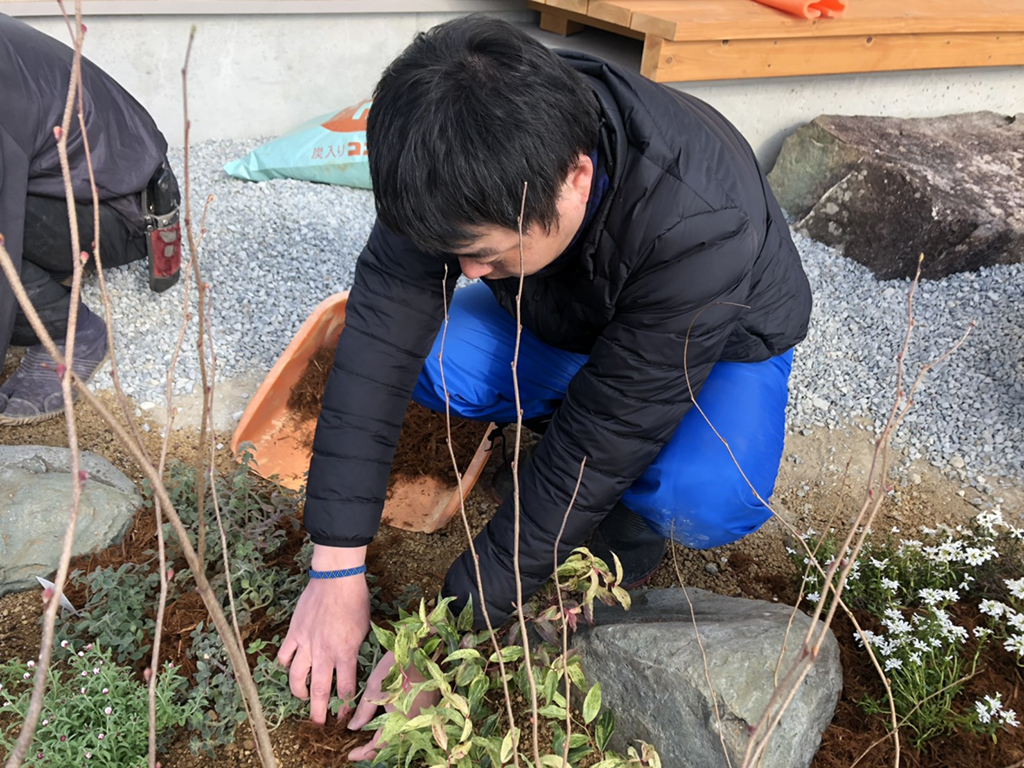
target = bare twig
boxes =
[146,243,196,766]
[437,264,520,765]
[2,9,89,760]
[554,459,587,767]
[670,537,733,768]
[735,257,974,768]
[180,27,212,570]
[509,182,542,766]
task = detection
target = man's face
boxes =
[451,154,594,281]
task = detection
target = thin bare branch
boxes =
[509,181,542,766]
[554,459,587,767]
[437,264,520,765]
[3,8,88,760]
[670,539,733,768]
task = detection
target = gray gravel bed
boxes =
[82,139,1023,486]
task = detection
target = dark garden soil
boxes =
[288,345,485,493]
[3,373,1024,766]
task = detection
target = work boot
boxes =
[0,305,108,425]
[588,504,668,589]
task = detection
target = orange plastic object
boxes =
[752,0,846,18]
[230,291,494,533]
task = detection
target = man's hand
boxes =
[347,650,440,762]
[277,545,370,725]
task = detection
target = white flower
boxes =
[60,640,68,649]
[1003,710,1020,728]
[1006,578,1024,601]
[981,600,1009,618]
[870,557,890,569]
[884,657,903,672]
[882,577,901,592]
[974,626,993,639]
[976,509,1005,534]
[883,608,913,636]
[918,588,944,606]
[920,526,938,536]
[806,592,821,604]
[104,706,112,715]
[1004,635,1024,656]
[891,526,900,533]
[26,660,35,668]
[908,652,922,665]
[23,673,30,680]
[963,546,997,566]
[1009,613,1024,633]
[976,700,994,725]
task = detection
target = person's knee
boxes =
[648,469,773,550]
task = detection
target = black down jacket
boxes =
[305,51,812,626]
[0,13,167,363]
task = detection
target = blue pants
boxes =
[412,284,793,550]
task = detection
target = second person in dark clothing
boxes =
[0,14,180,425]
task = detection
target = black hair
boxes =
[366,15,601,254]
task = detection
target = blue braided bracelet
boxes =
[308,565,367,579]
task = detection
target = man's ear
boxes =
[566,152,594,203]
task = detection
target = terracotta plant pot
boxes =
[230,291,493,533]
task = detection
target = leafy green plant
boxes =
[360,547,660,767]
[790,507,1023,749]
[0,642,194,767]
[57,563,160,665]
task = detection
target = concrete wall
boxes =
[17,8,530,146]
[13,10,1024,169]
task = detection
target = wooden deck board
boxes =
[643,30,1024,80]
[533,0,1024,81]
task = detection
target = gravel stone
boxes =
[80,140,1023,487]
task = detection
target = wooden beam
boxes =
[539,10,586,35]
[594,0,1024,43]
[544,0,592,14]
[641,31,1024,82]
[526,1,646,40]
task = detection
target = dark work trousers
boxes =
[14,194,146,346]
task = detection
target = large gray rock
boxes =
[574,588,841,768]
[0,446,141,597]
[768,112,1024,280]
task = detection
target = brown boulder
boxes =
[768,112,1024,280]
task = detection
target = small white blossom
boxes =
[981,600,1009,618]
[60,640,68,649]
[891,525,900,533]
[806,592,821,604]
[26,660,35,668]
[884,657,903,672]
[881,577,901,592]
[1003,635,1024,656]
[870,557,889,569]
[1006,578,1024,601]
[104,706,112,715]
[976,700,994,725]
[1003,710,1020,728]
